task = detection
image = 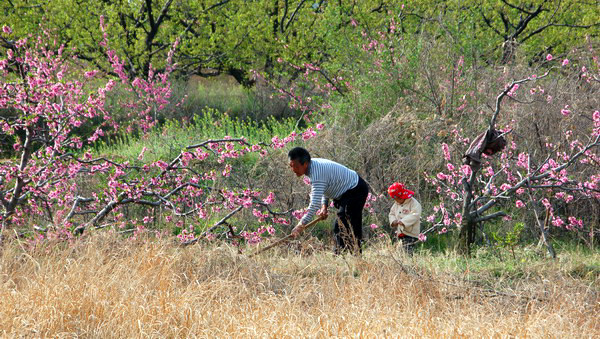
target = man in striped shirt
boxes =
[289,147,369,253]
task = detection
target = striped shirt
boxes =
[301,158,359,225]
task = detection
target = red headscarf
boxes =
[388,182,414,200]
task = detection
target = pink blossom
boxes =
[418,233,427,242]
[441,143,451,161]
[517,153,529,168]
[515,200,525,208]
[541,198,551,210]
[15,38,26,48]
[262,192,275,205]
[454,213,462,224]
[561,59,569,66]
[507,84,519,97]
[292,209,307,220]
[552,216,564,228]
[546,54,553,61]
[561,108,571,116]
[2,25,12,34]
[273,217,289,225]
[461,165,472,177]
[369,224,378,230]
[567,216,583,229]
[302,128,317,140]
[84,70,98,78]
[443,215,451,226]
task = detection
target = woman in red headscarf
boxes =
[388,182,422,253]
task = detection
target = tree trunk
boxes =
[457,218,476,256]
[539,207,556,258]
[457,170,477,255]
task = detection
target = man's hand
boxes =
[291,222,305,238]
[317,205,329,220]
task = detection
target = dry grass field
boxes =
[0,233,598,338]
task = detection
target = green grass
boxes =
[409,240,600,287]
[93,108,298,163]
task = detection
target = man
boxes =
[288,147,369,253]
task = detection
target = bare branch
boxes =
[284,0,308,32]
[181,205,244,246]
[63,196,94,225]
[475,211,506,223]
[490,72,550,129]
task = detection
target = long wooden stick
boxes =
[250,216,325,257]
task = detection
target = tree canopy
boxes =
[3,0,597,83]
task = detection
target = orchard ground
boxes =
[0,233,598,337]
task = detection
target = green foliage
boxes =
[2,0,597,83]
[420,231,454,254]
[492,222,525,260]
[178,77,297,121]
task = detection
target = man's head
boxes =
[288,147,311,177]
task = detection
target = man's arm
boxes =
[300,180,327,225]
[292,180,328,237]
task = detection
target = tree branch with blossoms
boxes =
[1,22,326,248]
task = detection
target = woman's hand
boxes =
[391,220,404,228]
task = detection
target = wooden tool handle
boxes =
[249,216,325,257]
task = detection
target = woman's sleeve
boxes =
[389,204,397,224]
[400,200,422,228]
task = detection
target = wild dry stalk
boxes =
[0,235,597,337]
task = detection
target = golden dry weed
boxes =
[0,235,598,338]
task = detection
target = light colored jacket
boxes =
[388,197,421,238]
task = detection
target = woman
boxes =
[388,182,422,254]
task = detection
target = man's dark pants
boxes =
[333,176,369,253]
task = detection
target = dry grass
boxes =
[0,234,598,338]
